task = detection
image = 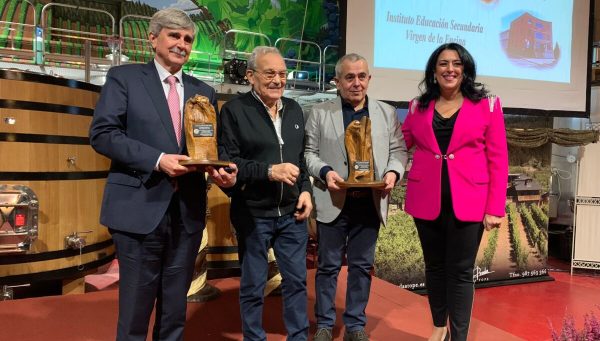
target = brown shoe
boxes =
[343,329,368,341]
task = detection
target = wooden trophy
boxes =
[338,116,385,188]
[179,94,229,167]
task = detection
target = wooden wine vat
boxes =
[0,69,114,294]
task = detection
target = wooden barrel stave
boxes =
[1,78,98,108]
[0,70,113,292]
[0,143,108,172]
[0,108,93,136]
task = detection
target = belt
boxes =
[346,189,371,199]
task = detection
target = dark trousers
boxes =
[414,200,484,341]
[110,196,203,341]
[233,213,309,341]
[315,196,380,332]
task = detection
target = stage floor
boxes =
[0,267,524,341]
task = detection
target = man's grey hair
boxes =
[335,53,369,78]
[247,46,283,70]
[149,8,197,37]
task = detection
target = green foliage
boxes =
[478,228,499,270]
[389,186,405,206]
[96,24,104,57]
[518,204,547,258]
[0,1,6,49]
[507,203,528,271]
[0,0,18,48]
[132,20,145,40]
[1,0,332,78]
[35,2,42,26]
[374,211,424,286]
[64,19,72,55]
[123,1,156,17]
[126,20,148,62]
[73,21,81,55]
[519,204,538,244]
[51,0,116,27]
[43,4,51,50]
[0,0,6,14]
[193,19,221,55]
[14,0,29,49]
[197,0,326,59]
[530,204,549,232]
[541,202,549,214]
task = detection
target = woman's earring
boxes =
[433,77,437,84]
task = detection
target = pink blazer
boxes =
[401,96,508,222]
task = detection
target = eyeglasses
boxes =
[252,69,288,81]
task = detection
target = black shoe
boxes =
[313,328,333,341]
[343,329,368,341]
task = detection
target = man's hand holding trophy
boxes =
[180,94,237,188]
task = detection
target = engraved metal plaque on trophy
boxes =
[338,116,385,189]
[179,94,229,167]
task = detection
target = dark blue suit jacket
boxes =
[90,61,216,234]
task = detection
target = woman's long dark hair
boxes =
[417,43,488,110]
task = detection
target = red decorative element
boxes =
[15,213,25,227]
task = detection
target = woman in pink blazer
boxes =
[401,43,508,341]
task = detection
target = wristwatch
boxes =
[267,164,273,181]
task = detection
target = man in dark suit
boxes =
[89,8,236,341]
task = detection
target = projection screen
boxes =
[344,0,592,117]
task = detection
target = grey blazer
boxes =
[304,97,408,225]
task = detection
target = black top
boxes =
[342,96,370,129]
[218,91,312,218]
[433,109,458,154]
[433,108,459,203]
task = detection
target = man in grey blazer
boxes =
[304,53,408,341]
